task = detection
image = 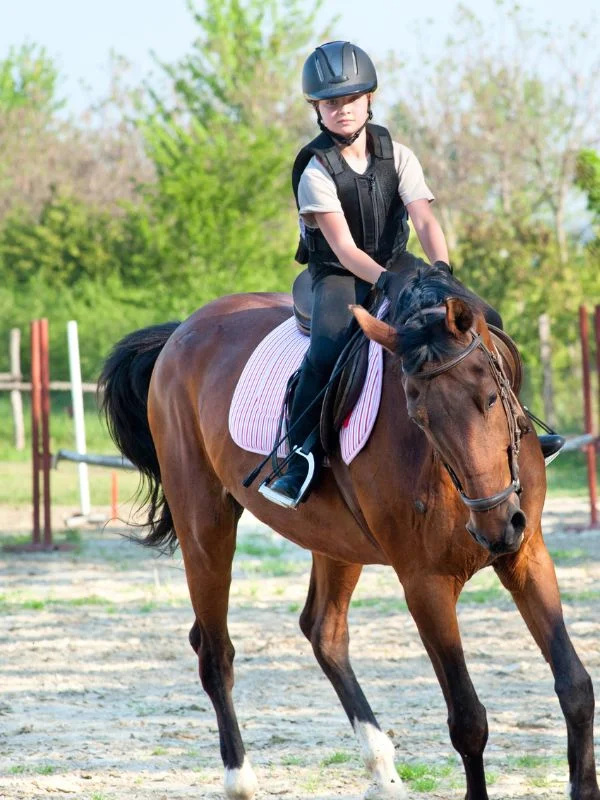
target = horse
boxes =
[100,256,599,800]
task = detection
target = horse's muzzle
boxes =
[466,501,526,555]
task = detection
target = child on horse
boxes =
[264,40,563,509]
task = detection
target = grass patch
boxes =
[546,450,600,498]
[281,754,307,767]
[236,537,285,558]
[0,592,115,613]
[9,765,26,774]
[287,602,300,613]
[240,558,306,578]
[561,589,600,603]
[397,758,457,793]
[548,548,587,562]
[321,751,353,767]
[351,596,407,614]
[151,747,168,756]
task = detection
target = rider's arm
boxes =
[314,212,385,284]
[406,199,449,265]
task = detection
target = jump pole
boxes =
[579,306,598,528]
[67,321,91,516]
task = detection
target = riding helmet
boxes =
[302,41,378,101]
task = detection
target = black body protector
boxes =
[292,123,409,268]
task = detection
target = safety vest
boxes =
[292,123,409,267]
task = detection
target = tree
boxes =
[132,0,330,309]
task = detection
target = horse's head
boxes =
[353,264,529,555]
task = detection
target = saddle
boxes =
[292,269,381,454]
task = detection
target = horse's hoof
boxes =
[224,757,258,800]
[364,780,409,800]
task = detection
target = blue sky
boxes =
[0,0,597,110]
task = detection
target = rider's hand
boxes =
[374,270,406,311]
[432,260,453,274]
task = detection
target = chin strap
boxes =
[317,105,373,146]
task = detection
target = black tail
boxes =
[99,321,181,554]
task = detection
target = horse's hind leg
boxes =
[300,554,407,799]
[159,446,257,800]
[494,528,600,800]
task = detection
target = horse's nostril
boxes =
[511,510,527,536]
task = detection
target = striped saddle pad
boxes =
[228,314,385,466]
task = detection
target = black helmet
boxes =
[302,41,377,101]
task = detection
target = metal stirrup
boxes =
[258,448,316,509]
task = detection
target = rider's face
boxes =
[317,93,370,137]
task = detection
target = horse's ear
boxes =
[350,305,397,353]
[473,310,494,350]
[445,297,473,337]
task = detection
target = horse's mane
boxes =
[387,252,482,375]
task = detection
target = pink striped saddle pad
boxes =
[229,311,386,465]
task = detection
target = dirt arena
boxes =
[1,497,599,800]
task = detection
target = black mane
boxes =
[386,252,481,375]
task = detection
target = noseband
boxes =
[408,330,523,512]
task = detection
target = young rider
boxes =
[263,40,563,509]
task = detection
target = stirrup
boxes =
[258,447,316,510]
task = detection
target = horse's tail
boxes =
[99,321,181,554]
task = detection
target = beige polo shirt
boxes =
[297,142,434,229]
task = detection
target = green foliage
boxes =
[0,43,63,115]
[575,150,600,218]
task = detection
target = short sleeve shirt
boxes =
[297,142,434,229]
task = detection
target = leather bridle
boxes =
[407,329,523,512]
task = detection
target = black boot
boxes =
[539,434,566,465]
[260,448,316,509]
[259,356,326,509]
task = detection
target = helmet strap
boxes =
[317,103,373,147]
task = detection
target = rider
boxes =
[263,40,563,509]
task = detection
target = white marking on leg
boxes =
[224,756,258,800]
[353,720,408,799]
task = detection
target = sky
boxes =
[0,0,597,112]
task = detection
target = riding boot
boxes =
[261,357,326,509]
[539,434,566,465]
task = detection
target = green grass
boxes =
[396,759,457,793]
[548,548,587,562]
[235,537,286,558]
[0,592,114,613]
[321,751,353,767]
[546,450,600,498]
[281,754,307,767]
[350,596,407,614]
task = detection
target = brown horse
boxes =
[100,259,599,800]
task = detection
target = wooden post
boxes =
[10,328,25,450]
[40,319,52,547]
[31,321,41,545]
[579,307,598,527]
[595,305,600,440]
[538,314,557,430]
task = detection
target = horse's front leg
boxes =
[494,528,600,800]
[300,554,407,799]
[403,575,489,800]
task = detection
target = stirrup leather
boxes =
[258,447,316,510]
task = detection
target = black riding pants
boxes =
[288,267,503,451]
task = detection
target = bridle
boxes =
[407,329,524,512]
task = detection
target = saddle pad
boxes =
[228,310,386,465]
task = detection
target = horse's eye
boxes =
[488,392,498,409]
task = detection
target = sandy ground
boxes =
[0,497,599,800]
